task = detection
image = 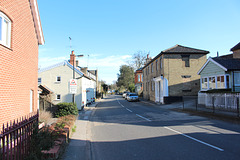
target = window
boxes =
[56,76,61,82]
[201,78,208,90]
[156,60,158,71]
[234,72,240,86]
[200,75,230,91]
[151,63,153,73]
[141,75,143,82]
[160,57,163,69]
[56,94,61,100]
[217,76,225,88]
[138,75,140,82]
[38,78,42,84]
[209,77,216,89]
[152,81,154,91]
[148,67,149,75]
[0,11,11,48]
[181,55,190,67]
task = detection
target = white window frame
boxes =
[200,74,230,91]
[56,94,61,100]
[0,11,11,48]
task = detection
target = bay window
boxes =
[201,74,230,91]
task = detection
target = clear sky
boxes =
[38,0,240,84]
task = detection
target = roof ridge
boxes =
[162,44,179,52]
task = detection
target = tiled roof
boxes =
[213,56,240,70]
[230,42,240,51]
[162,44,209,54]
[143,44,209,69]
[38,60,84,76]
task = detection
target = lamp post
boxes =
[71,50,84,103]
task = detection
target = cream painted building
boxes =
[38,60,96,110]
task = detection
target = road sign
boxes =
[69,79,77,94]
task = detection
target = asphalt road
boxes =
[88,95,240,160]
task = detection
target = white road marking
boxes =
[164,126,224,152]
[126,108,133,112]
[136,114,151,122]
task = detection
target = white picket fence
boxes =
[198,92,240,111]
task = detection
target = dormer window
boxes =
[0,11,11,48]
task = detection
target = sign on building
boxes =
[69,79,77,94]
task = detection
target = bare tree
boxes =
[128,50,149,71]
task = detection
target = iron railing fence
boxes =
[0,112,38,160]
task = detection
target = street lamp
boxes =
[71,50,84,103]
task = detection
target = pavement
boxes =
[60,100,101,160]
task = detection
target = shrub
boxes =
[55,102,78,118]
[25,124,55,160]
[39,110,52,124]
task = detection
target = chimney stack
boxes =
[70,50,76,67]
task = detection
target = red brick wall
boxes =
[0,0,39,127]
[135,71,143,84]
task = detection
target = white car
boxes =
[122,92,129,98]
[127,93,139,102]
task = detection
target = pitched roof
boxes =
[29,0,44,45]
[143,44,209,69]
[230,42,240,51]
[38,60,84,77]
[162,44,209,54]
[198,54,240,74]
[213,56,240,70]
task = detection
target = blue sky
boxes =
[38,0,240,84]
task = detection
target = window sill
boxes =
[54,81,61,84]
[0,43,12,50]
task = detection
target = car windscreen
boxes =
[130,94,137,96]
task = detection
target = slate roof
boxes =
[230,42,240,51]
[161,44,209,54]
[213,55,240,70]
[143,44,209,69]
[38,60,84,76]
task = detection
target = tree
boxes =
[128,50,149,71]
[117,65,135,91]
[102,83,108,96]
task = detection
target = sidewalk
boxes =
[140,98,240,123]
[60,101,100,160]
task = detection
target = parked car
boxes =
[125,92,131,100]
[122,91,130,98]
[127,93,139,102]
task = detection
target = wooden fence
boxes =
[0,112,38,160]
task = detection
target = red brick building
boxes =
[0,0,44,127]
[134,68,143,94]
